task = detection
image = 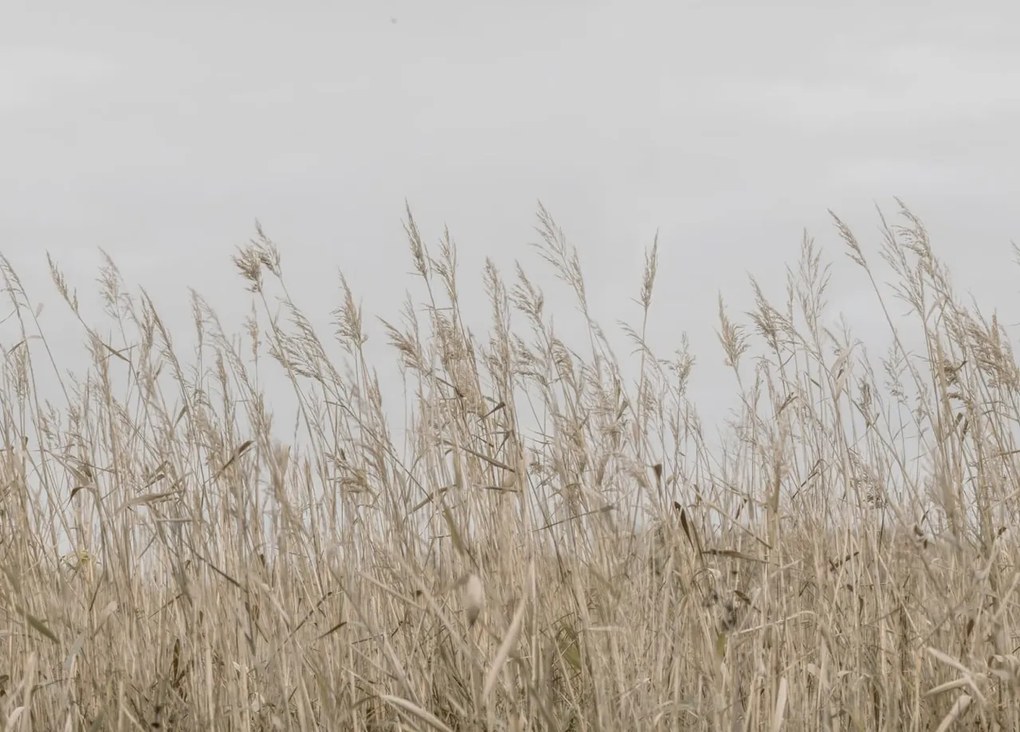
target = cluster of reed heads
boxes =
[0,201,1018,730]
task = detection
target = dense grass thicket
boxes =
[2,202,1019,730]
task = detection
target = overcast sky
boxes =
[3,0,1020,444]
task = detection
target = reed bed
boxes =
[1,201,1018,730]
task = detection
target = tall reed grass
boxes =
[1,201,1018,730]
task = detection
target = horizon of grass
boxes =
[1,200,1019,730]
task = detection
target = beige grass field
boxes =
[2,202,1019,730]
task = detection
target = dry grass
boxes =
[1,201,1020,730]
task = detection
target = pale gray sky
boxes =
[3,1,1020,442]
